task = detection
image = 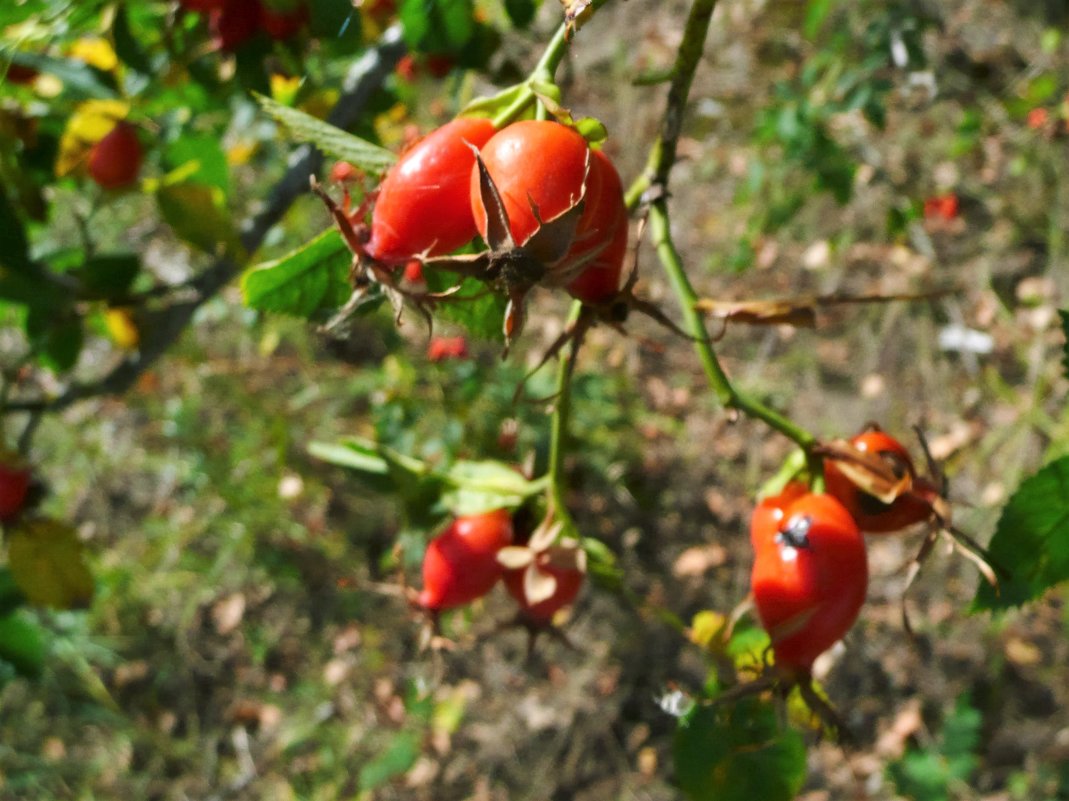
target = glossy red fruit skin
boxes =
[87,122,143,190]
[565,149,628,303]
[418,509,513,611]
[470,120,590,249]
[211,0,262,52]
[749,481,809,551]
[504,563,583,623]
[751,492,868,671]
[366,117,497,265]
[0,463,31,523]
[824,430,934,534]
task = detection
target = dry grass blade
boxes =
[694,288,959,328]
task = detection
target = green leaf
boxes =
[887,694,981,801]
[674,697,807,801]
[399,0,475,53]
[974,454,1069,610]
[7,518,94,611]
[440,460,542,515]
[504,0,537,28]
[358,730,421,791]
[804,0,834,38]
[241,229,352,317]
[459,85,528,120]
[165,135,231,197]
[0,611,45,679]
[78,253,140,298]
[255,94,396,175]
[26,306,83,371]
[112,4,153,74]
[1059,309,1069,380]
[7,51,118,99]
[422,269,506,341]
[0,568,27,617]
[157,182,243,259]
[308,439,390,475]
[0,188,32,274]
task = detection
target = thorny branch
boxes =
[4,26,407,415]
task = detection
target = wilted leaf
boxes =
[694,289,955,329]
[256,94,396,175]
[55,99,129,177]
[674,697,807,801]
[560,0,596,34]
[7,518,94,610]
[973,454,1069,610]
[241,228,352,317]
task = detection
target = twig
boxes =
[3,26,407,415]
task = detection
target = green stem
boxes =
[633,0,817,456]
[547,301,584,534]
[649,201,816,451]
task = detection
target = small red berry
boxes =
[427,336,469,362]
[87,122,143,190]
[418,510,513,611]
[0,458,31,523]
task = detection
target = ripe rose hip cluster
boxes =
[751,429,939,673]
[323,115,630,341]
[418,509,585,628]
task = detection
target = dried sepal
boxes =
[523,563,559,606]
[819,438,913,504]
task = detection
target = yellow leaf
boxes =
[688,610,727,650]
[7,517,94,610]
[105,307,140,350]
[68,37,118,72]
[270,73,303,106]
[55,99,130,178]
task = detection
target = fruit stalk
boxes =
[547,301,584,539]
[635,0,817,455]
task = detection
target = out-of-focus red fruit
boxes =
[5,64,38,85]
[402,259,424,284]
[395,54,418,82]
[260,1,308,40]
[426,54,454,79]
[923,193,959,221]
[0,459,31,523]
[504,561,584,623]
[211,0,263,52]
[329,161,359,184]
[362,0,396,25]
[427,336,469,362]
[1027,107,1049,130]
[179,0,226,12]
[87,122,143,190]
[418,510,513,611]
